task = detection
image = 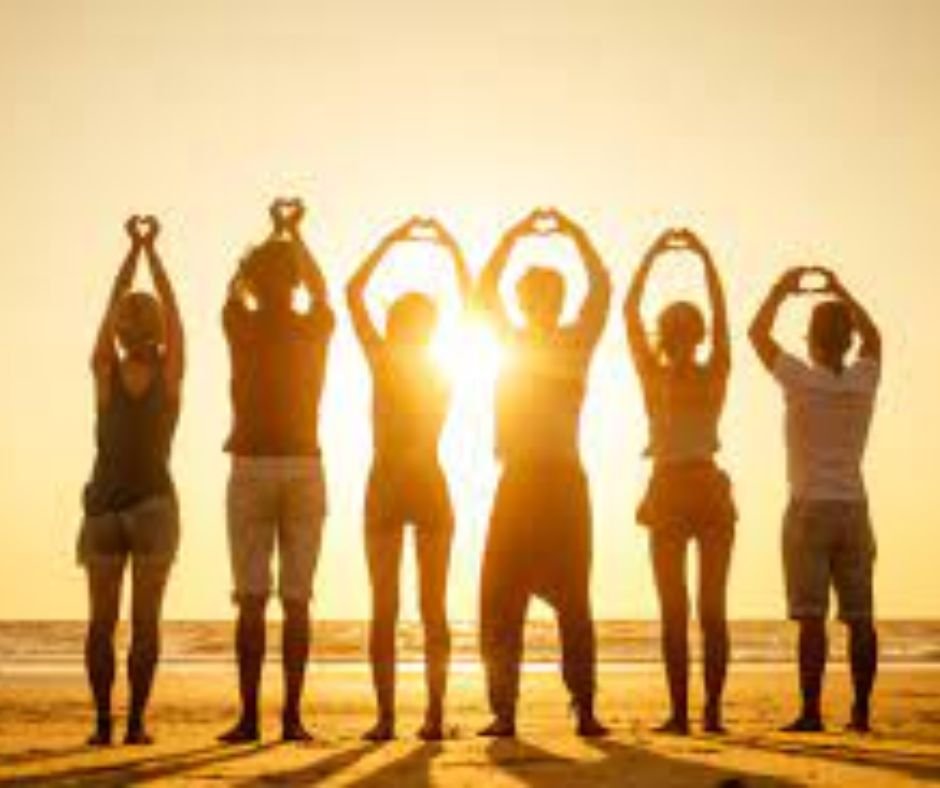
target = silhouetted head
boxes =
[114,291,165,358]
[516,266,565,332]
[386,292,438,346]
[657,301,705,366]
[240,240,299,311]
[809,299,854,370]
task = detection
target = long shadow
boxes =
[0,741,280,786]
[486,736,803,787]
[0,744,92,769]
[233,742,375,786]
[346,742,443,788]
[726,733,940,784]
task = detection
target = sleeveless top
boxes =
[83,361,179,516]
[642,363,726,463]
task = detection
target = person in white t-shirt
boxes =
[749,265,881,734]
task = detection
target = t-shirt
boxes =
[495,327,594,466]
[223,303,334,456]
[773,353,880,501]
[641,363,727,463]
[368,346,451,465]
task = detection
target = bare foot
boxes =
[362,718,396,742]
[124,726,154,746]
[652,717,690,736]
[86,721,112,748]
[780,715,825,733]
[576,714,610,738]
[477,717,516,738]
[704,705,727,734]
[282,718,314,743]
[218,720,260,744]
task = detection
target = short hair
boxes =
[516,266,565,314]
[657,301,705,352]
[810,299,854,358]
[386,292,438,340]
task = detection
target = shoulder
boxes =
[846,356,881,392]
[771,352,812,388]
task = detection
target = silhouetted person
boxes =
[80,215,184,746]
[347,217,471,742]
[476,208,610,738]
[625,228,736,735]
[749,265,881,733]
[219,199,335,743]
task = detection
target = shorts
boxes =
[77,494,179,567]
[227,456,327,603]
[783,498,876,622]
[637,461,736,537]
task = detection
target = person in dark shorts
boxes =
[347,216,471,742]
[80,215,184,746]
[750,265,882,733]
[219,198,335,743]
[476,207,610,738]
[625,228,736,735]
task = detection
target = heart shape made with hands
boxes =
[133,215,158,240]
[529,208,561,236]
[272,198,303,225]
[406,217,442,243]
[797,268,831,294]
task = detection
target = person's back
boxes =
[476,208,610,739]
[219,200,334,745]
[496,327,590,466]
[774,354,879,501]
[224,306,331,457]
[749,266,882,735]
[370,346,450,466]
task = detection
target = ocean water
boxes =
[1,620,938,668]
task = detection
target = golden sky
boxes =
[1,0,938,620]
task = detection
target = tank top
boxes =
[642,363,726,463]
[83,361,179,516]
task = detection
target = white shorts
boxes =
[226,456,327,603]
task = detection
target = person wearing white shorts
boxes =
[750,265,882,734]
[219,199,335,744]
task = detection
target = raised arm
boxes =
[748,267,804,371]
[429,219,472,305]
[476,214,532,335]
[624,231,673,375]
[346,220,415,350]
[823,268,882,362]
[91,217,142,380]
[553,210,610,346]
[681,229,729,374]
[139,217,185,398]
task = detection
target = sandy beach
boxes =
[1,663,937,786]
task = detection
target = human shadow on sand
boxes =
[0,741,280,786]
[726,733,940,784]
[232,742,376,786]
[484,736,803,787]
[345,741,443,787]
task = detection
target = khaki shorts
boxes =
[227,456,327,603]
[78,495,179,567]
[783,498,876,622]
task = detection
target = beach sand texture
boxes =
[1,664,938,786]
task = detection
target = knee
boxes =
[699,600,727,636]
[849,618,876,642]
[88,615,118,642]
[281,599,309,627]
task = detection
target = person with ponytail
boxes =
[625,228,735,735]
[80,215,184,746]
